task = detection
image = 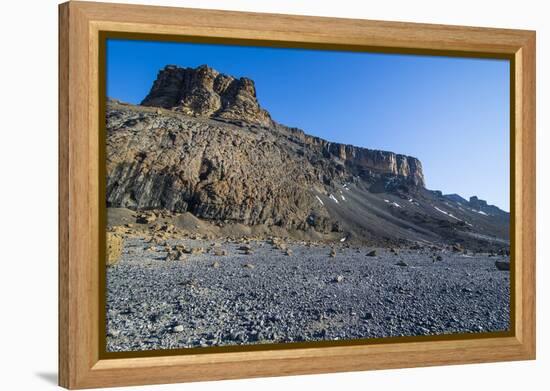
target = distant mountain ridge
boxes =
[106,64,509,250]
[443,194,508,217]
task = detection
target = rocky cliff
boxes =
[284,126,425,187]
[105,104,424,231]
[141,64,273,127]
[108,65,425,229]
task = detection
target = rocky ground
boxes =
[106,237,510,352]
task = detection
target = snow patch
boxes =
[434,206,473,227]
[340,237,347,242]
[391,202,401,208]
[340,195,346,201]
[434,206,461,221]
[315,196,324,206]
[329,194,339,204]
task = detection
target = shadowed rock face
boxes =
[106,102,333,231]
[141,64,273,127]
[105,100,424,232]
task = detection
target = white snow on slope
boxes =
[341,195,346,201]
[315,195,324,206]
[329,194,339,204]
[434,206,461,220]
[383,199,400,208]
[434,206,473,227]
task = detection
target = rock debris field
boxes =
[106,238,510,352]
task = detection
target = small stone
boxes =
[452,244,464,253]
[495,260,510,271]
[278,243,288,250]
[363,312,373,320]
[285,248,293,256]
[396,260,408,267]
[243,263,255,269]
[436,255,443,261]
[334,275,344,283]
[212,261,221,268]
[330,249,336,258]
[173,325,184,332]
[184,247,205,255]
[366,250,377,257]
[212,248,227,256]
[137,213,156,224]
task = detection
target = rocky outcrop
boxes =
[141,64,273,127]
[107,65,428,233]
[284,126,424,187]
[106,101,332,230]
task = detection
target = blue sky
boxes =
[106,39,510,211]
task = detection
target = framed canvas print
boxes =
[58,1,536,389]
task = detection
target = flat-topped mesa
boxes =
[284,127,425,187]
[141,64,273,127]
[333,143,424,187]
[141,64,425,188]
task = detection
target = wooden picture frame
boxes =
[59,1,536,389]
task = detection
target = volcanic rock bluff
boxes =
[141,64,273,127]
[110,65,516,244]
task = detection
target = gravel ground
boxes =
[106,237,510,352]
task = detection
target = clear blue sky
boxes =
[106,39,510,211]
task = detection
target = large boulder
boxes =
[106,232,123,266]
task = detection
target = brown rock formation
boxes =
[141,64,273,127]
[106,65,431,236]
[286,127,425,187]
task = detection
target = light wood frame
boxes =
[59,1,536,389]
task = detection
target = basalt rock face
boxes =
[107,102,333,231]
[106,100,425,232]
[141,65,273,127]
